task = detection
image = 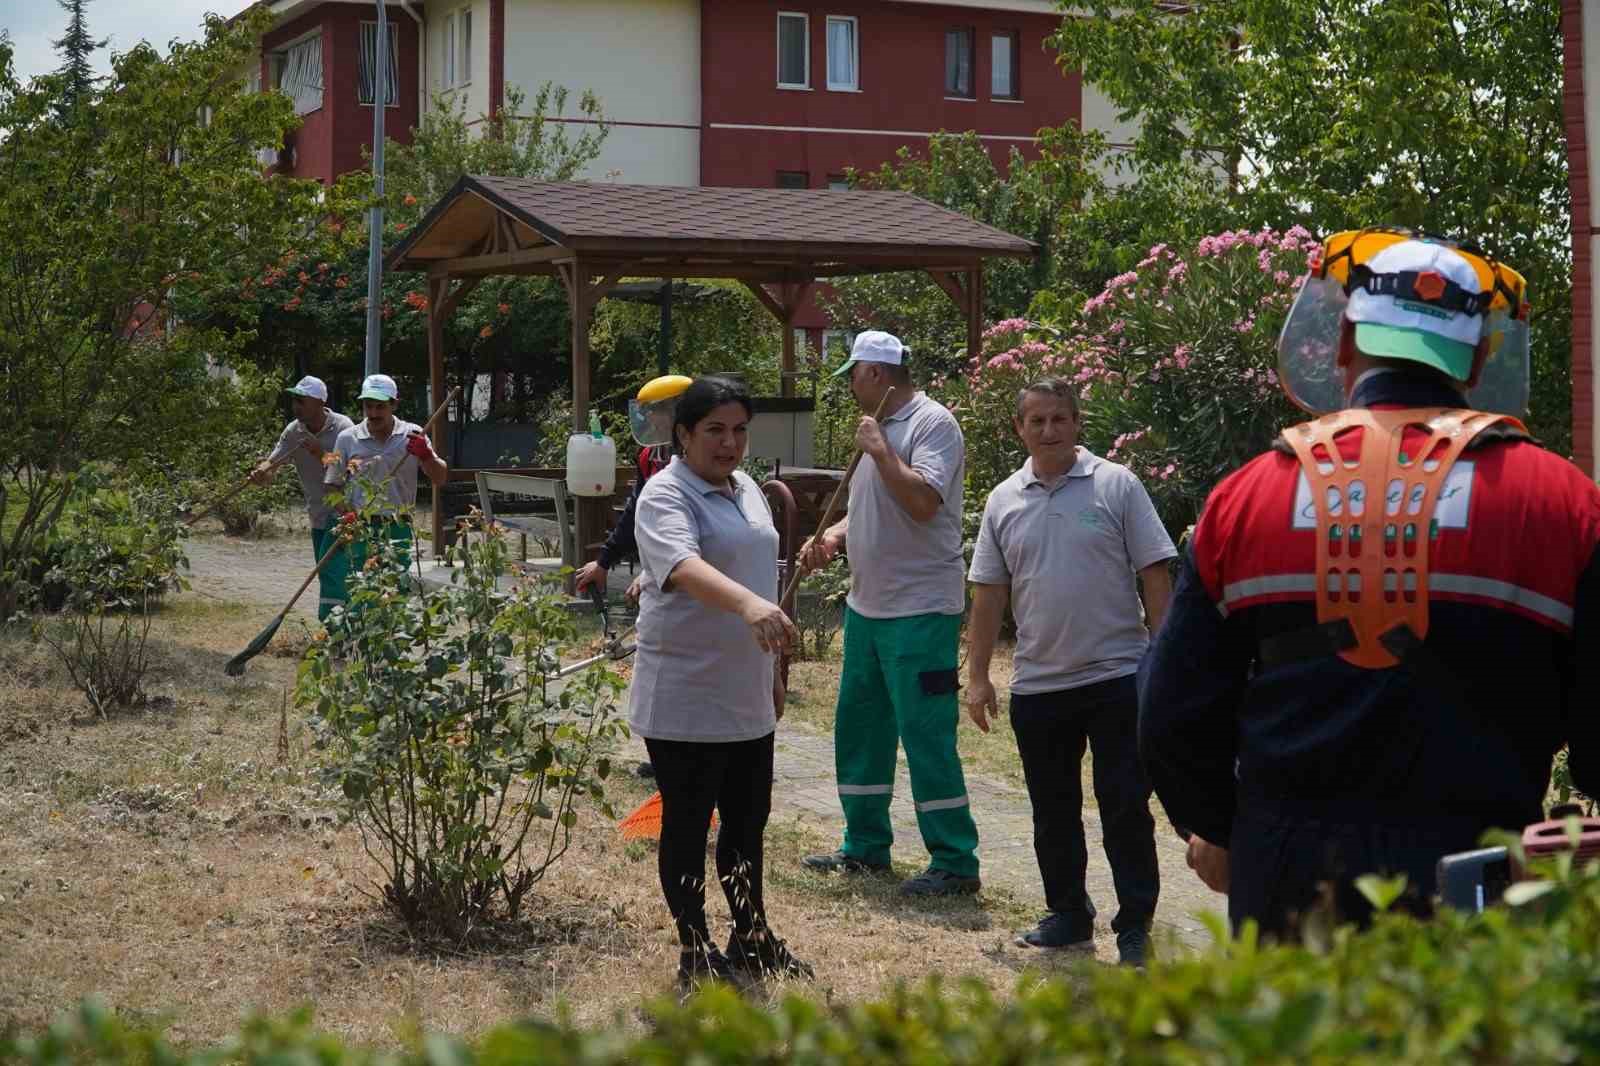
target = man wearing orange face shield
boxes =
[1138,230,1600,936]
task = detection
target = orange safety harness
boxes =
[1280,407,1527,670]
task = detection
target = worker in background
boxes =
[798,331,981,897]
[1139,229,1600,936]
[249,375,354,620]
[575,373,692,780]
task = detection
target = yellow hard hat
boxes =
[637,375,693,404]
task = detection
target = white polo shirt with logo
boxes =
[845,391,966,619]
[968,448,1177,695]
[267,411,354,529]
[324,418,424,515]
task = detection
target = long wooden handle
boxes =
[185,452,295,527]
[780,386,895,605]
[277,535,344,621]
[420,386,461,436]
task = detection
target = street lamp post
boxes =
[362,0,389,376]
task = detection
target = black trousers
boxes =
[644,732,775,950]
[1010,674,1159,935]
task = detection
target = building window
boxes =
[359,22,399,105]
[991,31,1019,99]
[944,27,974,98]
[443,13,456,88]
[274,34,323,115]
[777,12,809,89]
[827,175,849,190]
[777,170,809,189]
[458,8,472,85]
[826,16,858,91]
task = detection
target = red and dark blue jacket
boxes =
[596,445,671,570]
[1138,369,1600,926]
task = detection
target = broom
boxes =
[778,386,895,607]
[618,792,715,841]
[617,391,896,841]
[223,388,460,677]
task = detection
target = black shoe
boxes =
[636,761,655,779]
[1014,913,1093,949]
[898,866,981,897]
[726,928,814,980]
[802,849,889,874]
[677,943,739,991]
[1116,926,1151,968]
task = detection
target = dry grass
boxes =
[0,595,1100,1046]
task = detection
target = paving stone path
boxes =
[184,534,1224,956]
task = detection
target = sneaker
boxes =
[898,866,981,897]
[802,849,890,874]
[726,928,814,981]
[676,943,739,991]
[1116,926,1151,968]
[1014,913,1093,950]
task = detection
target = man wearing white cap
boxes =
[323,374,448,600]
[249,375,355,620]
[797,330,981,897]
[1140,230,1600,937]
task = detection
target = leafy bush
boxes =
[298,508,627,936]
[791,567,850,662]
[12,849,1600,1063]
[29,483,188,716]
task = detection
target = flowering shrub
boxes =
[939,227,1319,536]
[1074,227,1319,530]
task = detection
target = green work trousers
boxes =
[319,520,412,618]
[309,527,346,622]
[834,607,979,877]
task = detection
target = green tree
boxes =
[0,10,321,613]
[1051,0,1573,451]
[51,0,106,113]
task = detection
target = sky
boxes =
[3,0,238,84]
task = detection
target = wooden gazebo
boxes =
[386,176,1037,554]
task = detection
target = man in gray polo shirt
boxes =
[249,375,354,620]
[323,374,448,599]
[799,330,981,897]
[967,376,1175,966]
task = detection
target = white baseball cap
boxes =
[832,330,908,377]
[357,373,399,402]
[285,375,328,402]
[1345,239,1486,381]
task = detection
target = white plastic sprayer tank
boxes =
[566,413,616,497]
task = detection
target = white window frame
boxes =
[359,21,400,107]
[457,7,473,87]
[442,12,457,89]
[825,15,858,92]
[776,11,810,90]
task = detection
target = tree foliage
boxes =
[1051,0,1573,451]
[0,10,320,613]
[51,0,107,114]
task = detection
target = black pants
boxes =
[644,732,775,950]
[1010,675,1159,935]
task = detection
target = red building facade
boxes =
[257,3,420,185]
[699,0,1077,189]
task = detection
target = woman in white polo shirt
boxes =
[628,375,810,990]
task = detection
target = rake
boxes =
[223,388,460,677]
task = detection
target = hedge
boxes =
[7,858,1600,1065]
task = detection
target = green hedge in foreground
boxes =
[8,859,1600,1065]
